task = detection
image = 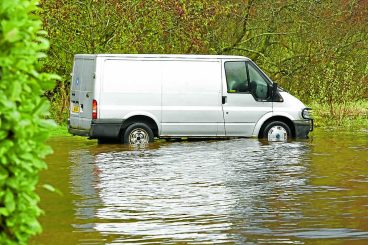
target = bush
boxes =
[309,100,368,129]
[0,0,57,244]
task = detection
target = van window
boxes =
[247,63,269,100]
[224,62,249,93]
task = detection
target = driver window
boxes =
[247,63,269,100]
[224,62,249,93]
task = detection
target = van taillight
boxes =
[92,100,97,119]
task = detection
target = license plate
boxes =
[72,105,79,113]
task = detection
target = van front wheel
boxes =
[262,121,291,142]
[123,123,154,145]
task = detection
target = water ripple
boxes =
[65,135,368,244]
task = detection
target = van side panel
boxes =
[161,60,224,136]
[99,59,162,125]
[70,57,95,131]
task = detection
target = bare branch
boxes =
[239,32,292,45]
[219,0,255,54]
[230,47,267,59]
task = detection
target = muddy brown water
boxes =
[31,129,368,244]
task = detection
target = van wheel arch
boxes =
[120,115,159,138]
[258,116,295,138]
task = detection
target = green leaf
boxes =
[0,166,9,183]
[42,184,63,196]
[4,191,15,213]
[4,28,20,43]
[0,130,7,140]
[0,208,9,216]
[0,140,14,157]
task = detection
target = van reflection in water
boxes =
[69,139,320,244]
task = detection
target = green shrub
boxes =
[309,100,368,129]
[0,0,57,244]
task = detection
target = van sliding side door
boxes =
[161,60,224,136]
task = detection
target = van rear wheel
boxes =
[123,123,154,145]
[262,121,291,142]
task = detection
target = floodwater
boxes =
[32,129,368,244]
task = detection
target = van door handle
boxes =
[222,96,227,104]
[86,93,90,98]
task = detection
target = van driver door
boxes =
[221,60,273,136]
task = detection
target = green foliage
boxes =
[48,124,69,137]
[39,0,368,126]
[216,1,368,104]
[0,0,56,243]
[310,100,368,129]
[48,81,69,123]
[39,0,231,123]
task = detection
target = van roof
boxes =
[74,54,250,60]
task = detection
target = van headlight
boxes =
[302,108,312,119]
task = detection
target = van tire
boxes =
[123,122,154,145]
[262,121,291,142]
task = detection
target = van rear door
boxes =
[70,57,95,131]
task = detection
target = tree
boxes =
[217,0,368,104]
[39,0,367,123]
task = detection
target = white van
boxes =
[68,54,312,144]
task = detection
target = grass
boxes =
[308,100,368,130]
[49,124,69,137]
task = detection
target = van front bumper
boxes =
[293,119,313,139]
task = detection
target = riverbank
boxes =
[308,100,368,130]
[50,100,367,137]
[51,118,367,139]
[49,124,69,137]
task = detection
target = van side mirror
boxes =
[271,82,283,102]
[272,83,278,100]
